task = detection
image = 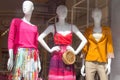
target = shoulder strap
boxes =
[54,24,57,33]
[71,24,73,32]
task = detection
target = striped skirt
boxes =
[48,46,76,80]
[12,48,40,80]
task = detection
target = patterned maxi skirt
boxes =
[12,48,40,80]
[48,46,76,80]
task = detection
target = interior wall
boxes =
[0,36,1,64]
[101,6,109,25]
[66,0,77,23]
[110,0,120,80]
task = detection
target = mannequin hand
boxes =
[38,62,41,72]
[37,57,41,72]
[7,57,13,71]
[50,46,60,53]
[66,46,76,54]
[105,58,112,75]
[81,65,86,76]
[105,63,111,75]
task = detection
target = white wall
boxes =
[110,0,120,80]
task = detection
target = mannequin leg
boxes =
[97,63,108,80]
[85,61,97,80]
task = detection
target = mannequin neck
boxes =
[93,22,102,33]
[23,14,32,21]
[22,14,34,26]
[57,18,66,25]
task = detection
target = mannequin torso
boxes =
[93,26,102,42]
[93,33,102,42]
[22,17,35,26]
[54,22,72,36]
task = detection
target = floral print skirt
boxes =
[12,48,39,80]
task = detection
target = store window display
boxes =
[38,5,87,80]
[7,0,41,80]
[80,8,114,80]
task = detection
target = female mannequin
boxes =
[38,5,87,80]
[80,8,114,80]
[7,0,41,80]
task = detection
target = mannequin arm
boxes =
[37,56,41,72]
[9,49,13,59]
[106,58,112,75]
[38,25,60,53]
[38,26,51,53]
[7,49,13,71]
[80,58,86,76]
[38,34,50,53]
[72,25,87,55]
[38,33,60,53]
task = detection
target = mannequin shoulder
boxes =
[102,26,111,30]
[70,24,76,27]
[102,26,112,35]
[11,18,21,22]
[102,26,112,33]
[29,23,36,26]
[48,24,54,27]
[84,26,93,32]
[10,18,22,25]
[71,24,81,32]
[44,24,55,33]
[86,26,93,30]
[47,24,55,29]
[70,24,77,29]
[83,26,93,36]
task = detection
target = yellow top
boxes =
[82,26,114,63]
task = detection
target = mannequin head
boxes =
[22,0,34,15]
[92,8,102,23]
[56,5,68,19]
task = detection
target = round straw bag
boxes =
[62,50,76,65]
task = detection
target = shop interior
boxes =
[0,0,119,80]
